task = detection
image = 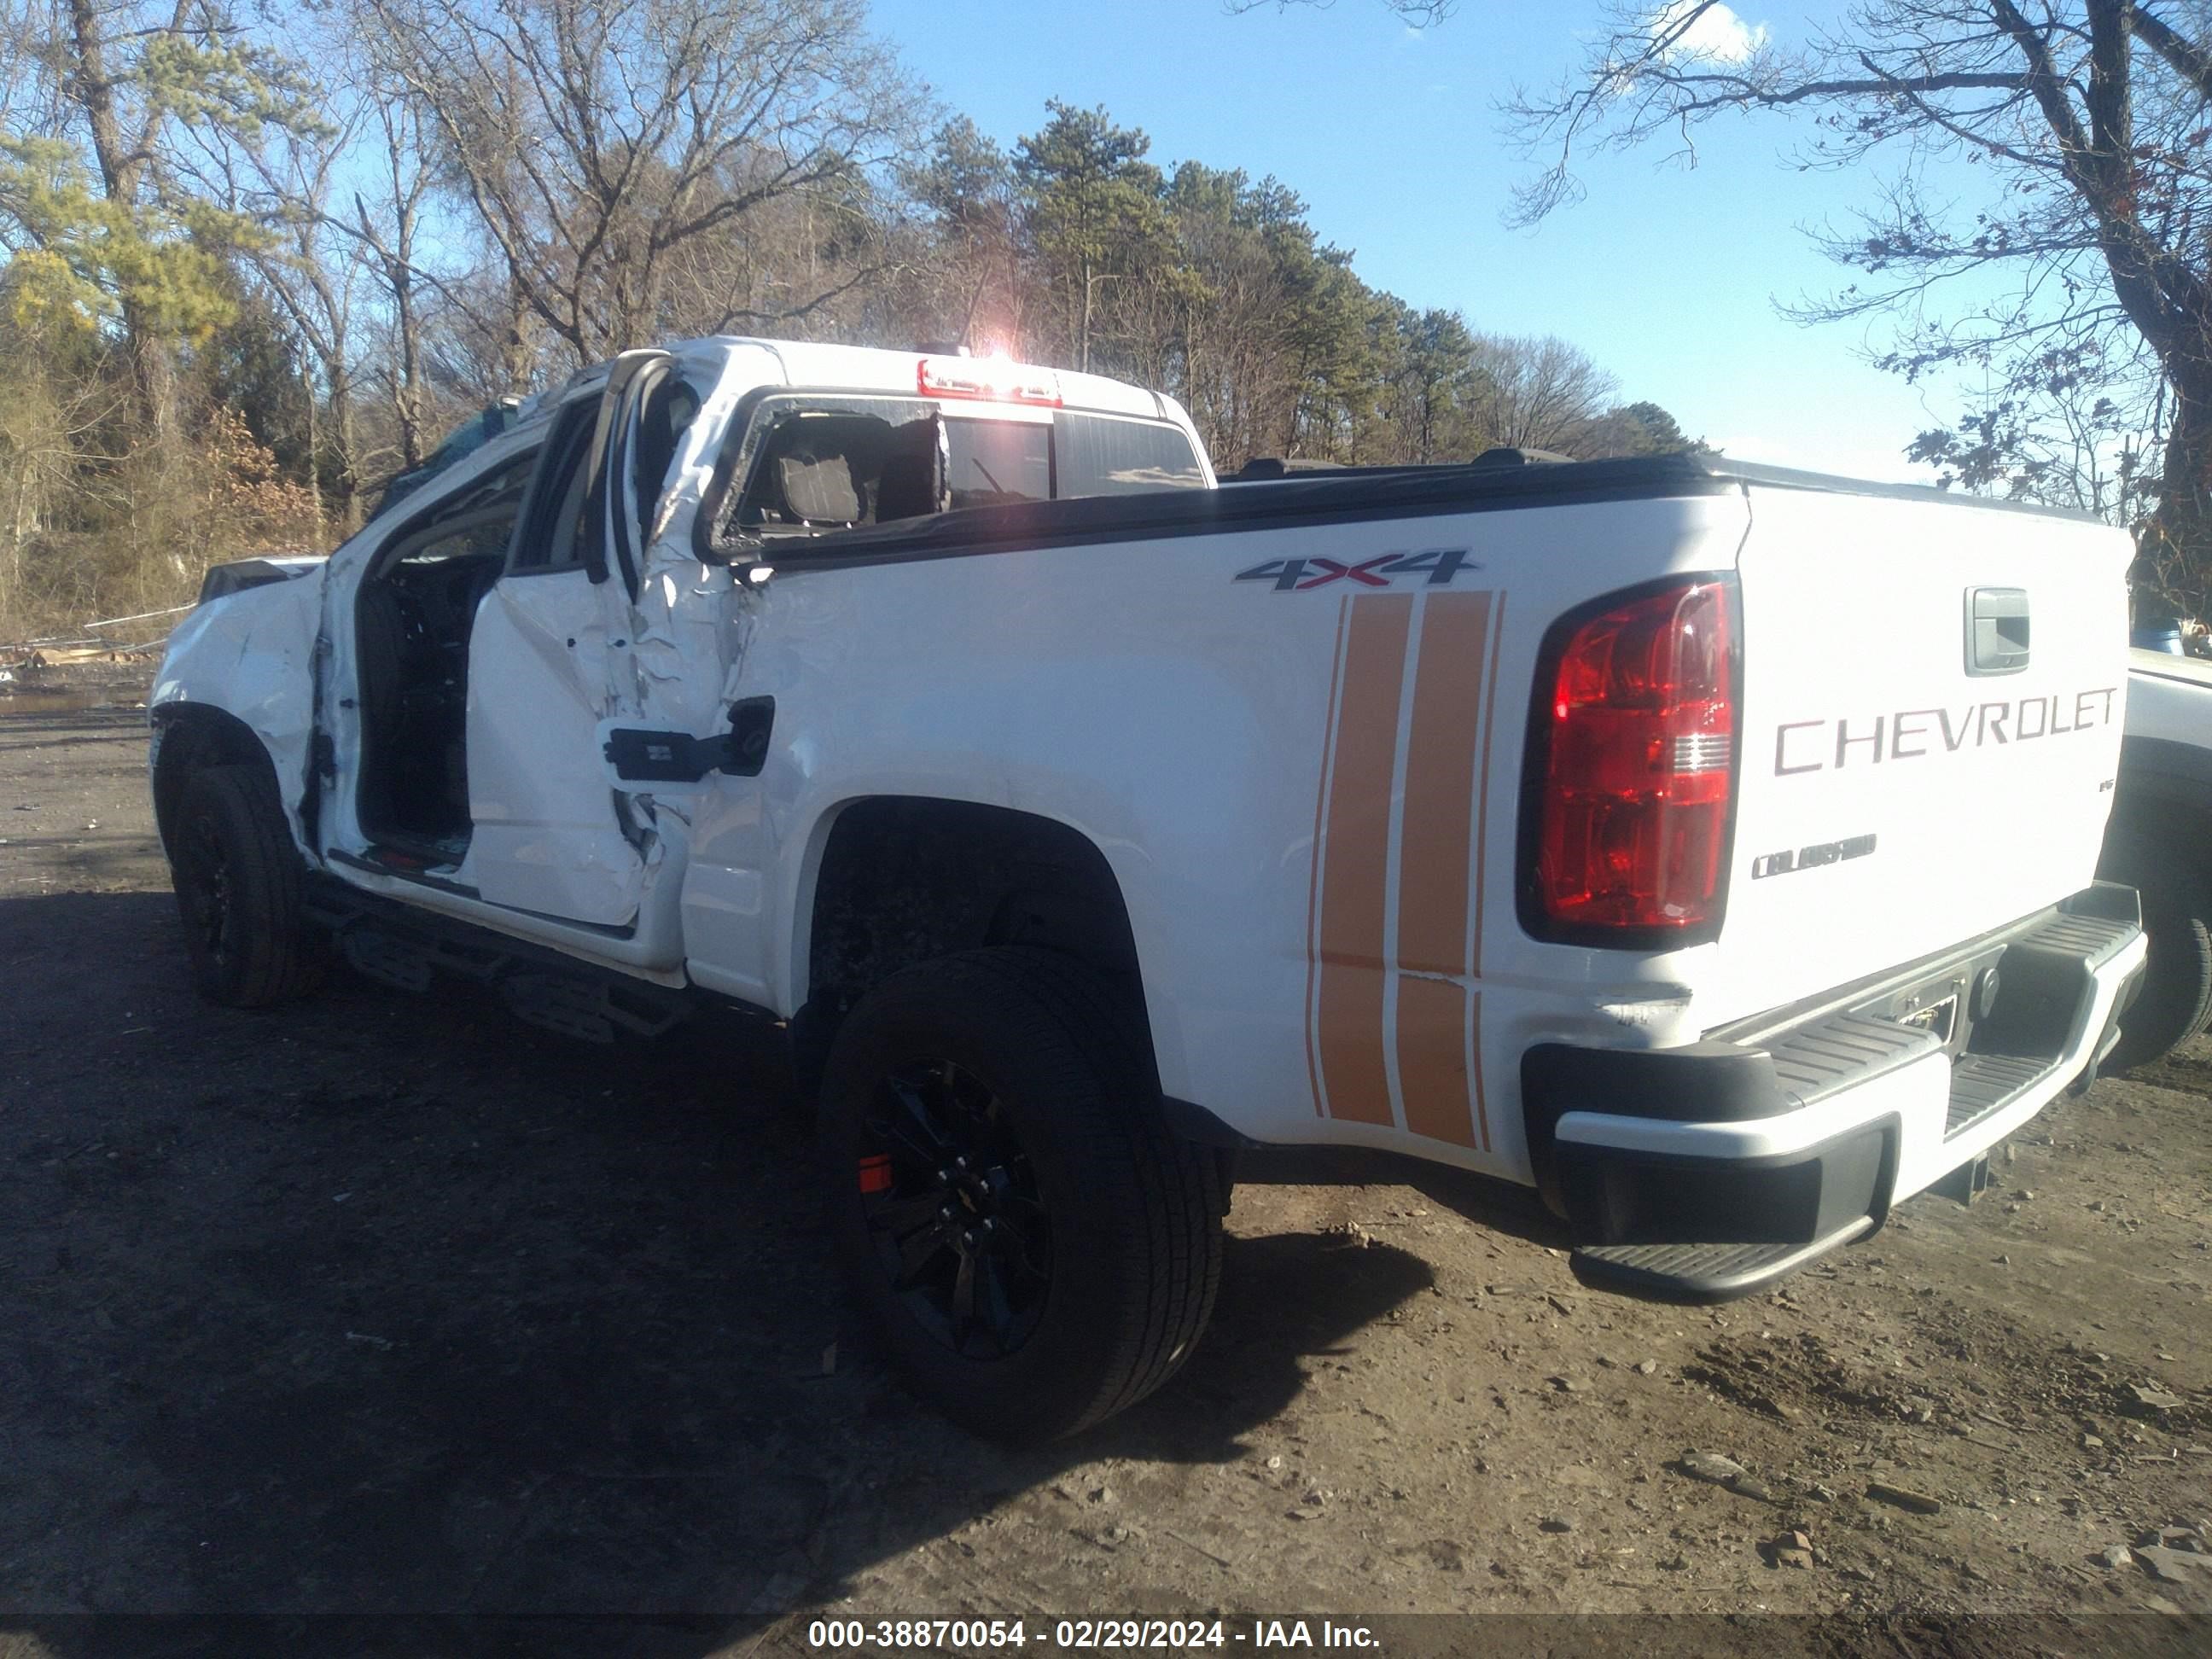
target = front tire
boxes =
[818,948,1222,1441]
[168,763,329,1008]
[2097,829,2212,1072]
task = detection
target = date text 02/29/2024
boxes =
[805,1618,1382,1650]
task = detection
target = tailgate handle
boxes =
[1965,587,2030,677]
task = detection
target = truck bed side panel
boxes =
[681,492,1754,1180]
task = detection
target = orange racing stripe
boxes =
[1303,597,1353,1117]
[1471,593,1508,985]
[1389,591,1494,1149]
[1468,596,1507,1150]
[1304,585,1505,1148]
[1394,973,1475,1146]
[1396,592,1493,975]
[1313,594,1413,1126]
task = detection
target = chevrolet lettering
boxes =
[1775,686,2121,775]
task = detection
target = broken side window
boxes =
[733,401,946,535]
[707,393,1206,552]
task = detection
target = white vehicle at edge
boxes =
[149,336,2147,1440]
[2096,647,2212,1068]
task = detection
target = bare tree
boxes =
[339,80,444,473]
[0,342,122,626]
[1502,2,2212,608]
[653,153,902,341]
[174,73,369,527]
[892,117,1027,355]
[358,0,923,370]
[1465,333,1619,453]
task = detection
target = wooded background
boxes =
[11,3,2211,638]
[0,0,1710,639]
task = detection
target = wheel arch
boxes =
[2098,776,2212,1068]
[788,794,1160,1094]
[150,703,290,859]
[2106,769,2212,877]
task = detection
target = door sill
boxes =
[330,847,642,941]
[332,845,480,899]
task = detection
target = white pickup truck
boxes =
[150,337,2146,1440]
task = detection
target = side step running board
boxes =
[1570,1215,1877,1303]
[338,923,692,1043]
[312,876,697,1045]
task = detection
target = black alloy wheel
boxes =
[177,805,240,974]
[858,1058,1051,1359]
[818,947,1224,1441]
[167,763,329,1007]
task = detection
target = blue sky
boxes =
[865,0,2004,481]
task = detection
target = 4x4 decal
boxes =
[1235,548,1481,591]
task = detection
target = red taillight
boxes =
[917,353,1062,405]
[1528,579,1737,940]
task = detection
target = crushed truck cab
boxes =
[151,336,2145,1439]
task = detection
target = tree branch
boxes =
[2130,3,2212,102]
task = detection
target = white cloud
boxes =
[1656,1,1768,65]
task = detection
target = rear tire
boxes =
[168,763,329,1008]
[2097,830,2212,1072]
[818,947,1222,1441]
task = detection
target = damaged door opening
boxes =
[353,463,534,864]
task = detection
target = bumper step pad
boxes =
[1944,1051,2055,1136]
[1570,1216,1876,1302]
[1941,905,2139,1138]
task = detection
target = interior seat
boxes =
[875,449,940,521]
[777,448,865,526]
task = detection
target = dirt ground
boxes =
[2,674,2209,1657]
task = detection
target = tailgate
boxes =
[1709,486,2132,1023]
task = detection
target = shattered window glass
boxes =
[721,394,1208,544]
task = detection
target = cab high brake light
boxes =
[917,354,1062,405]
[1520,576,1739,946]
